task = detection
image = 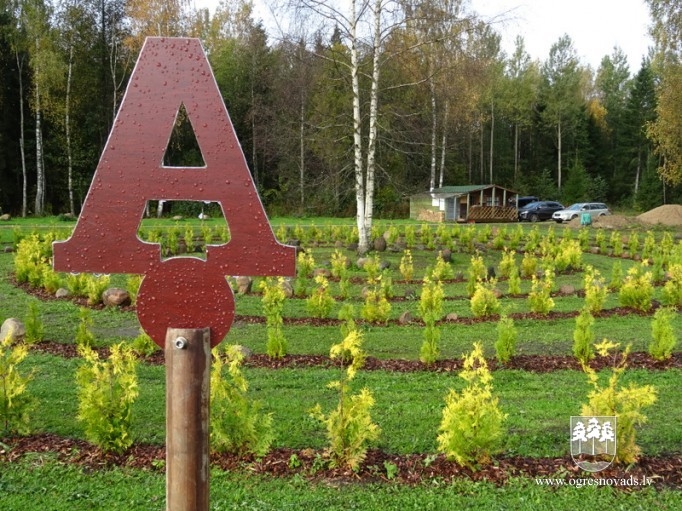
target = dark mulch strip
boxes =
[1,434,680,490]
[30,341,682,373]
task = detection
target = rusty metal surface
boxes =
[53,37,295,348]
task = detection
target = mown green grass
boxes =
[21,353,682,457]
[1,459,680,511]
[2,218,681,507]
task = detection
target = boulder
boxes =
[55,288,70,299]
[280,279,294,298]
[559,284,576,295]
[102,288,131,307]
[233,345,254,359]
[403,288,417,300]
[398,311,413,324]
[373,236,387,252]
[439,249,452,263]
[235,276,253,294]
[0,318,25,342]
[313,268,332,278]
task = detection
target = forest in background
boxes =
[0,0,681,220]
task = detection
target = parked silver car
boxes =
[552,202,610,223]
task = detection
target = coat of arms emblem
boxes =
[570,416,617,472]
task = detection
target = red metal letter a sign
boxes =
[54,37,294,277]
[53,37,295,347]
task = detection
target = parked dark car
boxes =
[518,201,565,222]
[509,196,539,209]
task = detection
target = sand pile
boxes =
[637,204,682,226]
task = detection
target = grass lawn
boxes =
[1,217,681,509]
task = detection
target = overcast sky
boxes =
[193,0,654,72]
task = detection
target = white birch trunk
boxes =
[439,101,449,189]
[351,0,366,253]
[360,0,382,254]
[489,101,494,183]
[34,55,45,216]
[66,40,75,215]
[429,69,437,191]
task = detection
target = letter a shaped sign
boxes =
[53,37,295,348]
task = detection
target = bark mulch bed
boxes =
[1,433,681,490]
[30,341,682,373]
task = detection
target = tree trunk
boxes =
[489,101,494,183]
[429,70,437,191]
[34,68,45,216]
[557,120,562,191]
[360,0,382,255]
[66,39,75,215]
[299,95,305,211]
[16,51,27,218]
[514,122,519,184]
[351,0,366,254]
[439,101,449,189]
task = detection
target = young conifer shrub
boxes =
[520,251,538,278]
[184,224,195,253]
[295,250,315,296]
[661,263,682,307]
[418,277,444,365]
[641,231,656,260]
[528,270,555,315]
[573,308,595,364]
[0,332,33,436]
[507,265,522,295]
[210,344,274,457]
[331,250,351,299]
[260,277,287,358]
[85,274,110,305]
[466,254,487,296]
[66,272,89,297]
[494,315,517,365]
[429,252,454,282]
[619,265,653,311]
[437,342,506,469]
[24,300,44,345]
[609,260,624,290]
[399,249,414,282]
[126,274,143,306]
[361,276,391,324]
[470,280,501,318]
[310,330,380,470]
[497,249,516,279]
[649,307,677,361]
[307,275,335,318]
[76,343,138,454]
[583,266,608,314]
[610,231,623,256]
[580,340,657,464]
[75,307,96,348]
[363,254,381,281]
[130,328,158,358]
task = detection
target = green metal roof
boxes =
[414,184,519,196]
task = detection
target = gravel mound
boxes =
[637,204,682,226]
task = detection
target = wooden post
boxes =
[166,327,211,511]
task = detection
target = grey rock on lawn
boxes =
[1,318,25,342]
